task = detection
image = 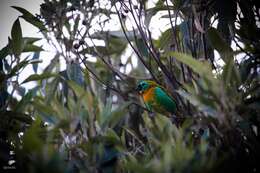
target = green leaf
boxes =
[21,73,57,84]
[103,128,121,144]
[23,117,44,153]
[8,59,29,77]
[102,101,131,129]
[0,45,10,59]
[79,46,103,56]
[67,80,86,98]
[80,41,126,56]
[222,58,241,91]
[23,44,44,52]
[12,6,46,31]
[239,58,253,83]
[23,37,42,44]
[73,15,80,37]
[11,18,23,57]
[45,78,60,104]
[90,30,140,41]
[32,101,57,118]
[100,97,113,124]
[176,89,218,117]
[145,3,175,27]
[109,37,127,55]
[32,51,40,73]
[136,38,149,57]
[207,27,233,62]
[0,37,42,59]
[14,87,39,112]
[155,28,175,50]
[165,52,213,79]
[66,61,84,86]
[1,110,32,124]
[43,54,60,73]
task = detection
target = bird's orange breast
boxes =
[142,87,155,102]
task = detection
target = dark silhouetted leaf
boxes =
[14,86,39,112]
[12,6,46,31]
[21,73,57,84]
[207,27,233,62]
[23,37,42,44]
[0,45,10,59]
[23,44,44,52]
[11,18,23,57]
[8,59,29,77]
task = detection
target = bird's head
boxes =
[136,80,157,94]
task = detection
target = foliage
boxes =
[0,0,259,172]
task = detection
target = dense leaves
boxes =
[0,0,259,172]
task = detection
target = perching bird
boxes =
[136,80,177,116]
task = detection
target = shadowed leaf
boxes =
[11,18,23,56]
[22,73,57,84]
[12,6,46,31]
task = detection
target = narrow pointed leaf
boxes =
[23,44,44,52]
[11,18,23,56]
[21,73,57,84]
[207,27,233,62]
[12,6,46,31]
[165,52,213,79]
[32,51,40,73]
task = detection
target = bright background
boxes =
[0,0,43,48]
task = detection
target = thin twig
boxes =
[114,4,158,80]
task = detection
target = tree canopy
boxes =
[0,0,259,172]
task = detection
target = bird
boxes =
[136,80,177,116]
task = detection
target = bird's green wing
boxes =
[154,87,176,113]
